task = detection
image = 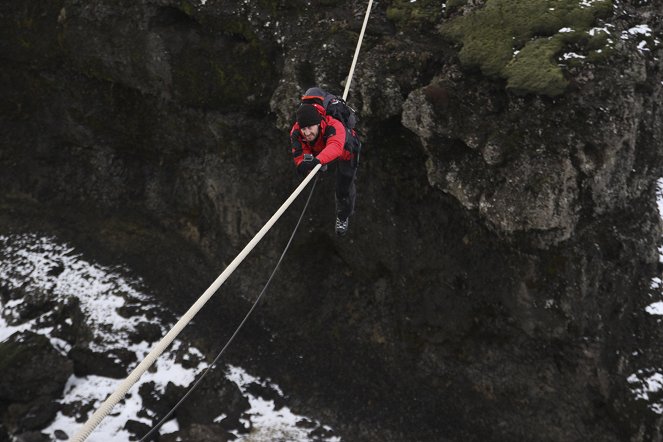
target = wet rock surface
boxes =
[1,0,663,441]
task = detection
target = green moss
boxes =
[442,0,613,96]
[179,0,193,16]
[504,37,567,96]
[385,0,444,28]
[586,31,610,50]
[446,0,467,10]
[386,7,406,23]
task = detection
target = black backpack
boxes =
[301,87,361,154]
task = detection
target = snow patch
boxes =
[227,365,341,442]
[646,302,663,316]
[628,371,663,413]
[562,52,586,60]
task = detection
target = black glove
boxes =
[297,157,321,176]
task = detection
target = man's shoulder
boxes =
[321,116,346,142]
[323,114,345,129]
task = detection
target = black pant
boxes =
[335,159,357,220]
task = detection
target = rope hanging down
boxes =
[71,1,374,440]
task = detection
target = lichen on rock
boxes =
[441,0,614,96]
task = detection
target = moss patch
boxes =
[386,0,446,29]
[178,0,193,16]
[442,0,613,96]
[504,37,567,96]
[446,0,468,11]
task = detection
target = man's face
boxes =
[300,124,319,143]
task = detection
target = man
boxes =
[290,100,357,236]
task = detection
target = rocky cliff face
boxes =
[1,0,662,440]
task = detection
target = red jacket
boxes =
[290,113,353,166]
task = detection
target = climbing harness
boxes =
[71,1,374,440]
[138,177,319,441]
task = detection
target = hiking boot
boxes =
[335,217,349,236]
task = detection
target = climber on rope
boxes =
[289,87,361,237]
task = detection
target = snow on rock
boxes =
[0,233,340,441]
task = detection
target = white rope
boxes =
[71,164,322,442]
[73,0,375,439]
[342,0,374,101]
[138,175,320,442]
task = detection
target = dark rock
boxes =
[116,304,144,319]
[244,381,286,410]
[0,332,72,402]
[112,347,139,367]
[12,432,50,442]
[176,369,250,434]
[5,397,60,432]
[42,296,92,347]
[160,423,233,442]
[0,284,28,303]
[67,346,132,379]
[131,321,164,344]
[53,429,68,440]
[59,400,95,424]
[296,417,317,429]
[171,344,206,370]
[46,262,65,277]
[124,419,151,440]
[138,381,187,422]
[0,288,55,325]
[309,424,336,440]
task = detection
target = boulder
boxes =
[0,332,72,402]
[4,397,60,433]
[67,346,134,379]
[175,369,249,434]
[138,381,187,423]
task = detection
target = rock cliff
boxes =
[1,0,662,440]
